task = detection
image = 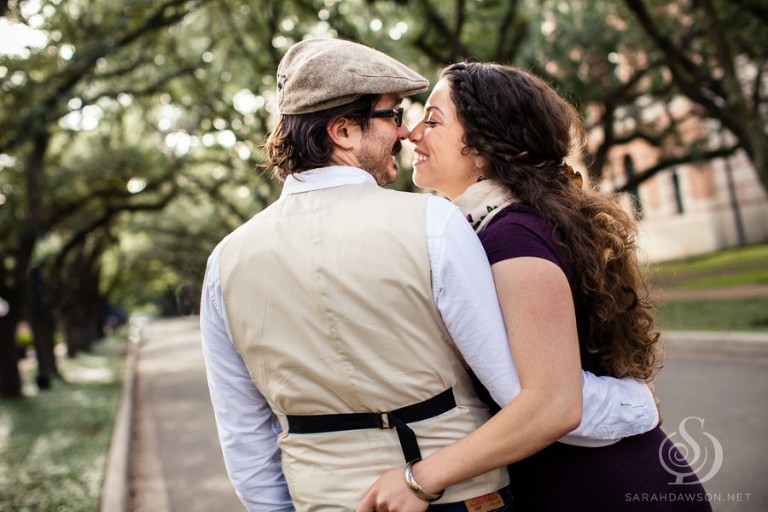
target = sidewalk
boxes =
[103,313,768,512]
[103,316,243,512]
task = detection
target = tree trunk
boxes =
[623,0,768,195]
[28,264,60,389]
[0,221,38,398]
[61,252,106,356]
[0,291,23,398]
[697,0,768,193]
[62,295,105,357]
[749,125,768,190]
[0,125,51,396]
[63,304,90,358]
[30,307,59,389]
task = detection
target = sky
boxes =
[0,18,47,57]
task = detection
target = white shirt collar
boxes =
[280,166,377,196]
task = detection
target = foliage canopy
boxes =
[0,0,765,396]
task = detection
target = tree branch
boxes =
[84,64,200,105]
[43,158,184,232]
[622,0,724,114]
[616,144,739,192]
[53,184,180,269]
[0,0,211,155]
[44,0,208,109]
[494,0,526,62]
[414,0,470,64]
[735,0,768,22]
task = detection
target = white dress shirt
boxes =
[200,166,658,511]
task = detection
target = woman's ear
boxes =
[327,118,360,150]
[474,154,489,176]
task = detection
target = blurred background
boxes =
[0,0,766,510]
[2,0,767,393]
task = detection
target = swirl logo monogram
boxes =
[659,416,724,485]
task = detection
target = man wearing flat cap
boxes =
[200,38,659,511]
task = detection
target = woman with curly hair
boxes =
[358,62,711,511]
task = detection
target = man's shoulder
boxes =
[372,187,454,211]
[380,186,428,201]
[337,185,432,211]
[212,202,279,256]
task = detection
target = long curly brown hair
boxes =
[443,62,662,380]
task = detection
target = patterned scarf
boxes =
[453,179,518,232]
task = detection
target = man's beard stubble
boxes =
[358,137,403,187]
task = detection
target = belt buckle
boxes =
[375,411,394,429]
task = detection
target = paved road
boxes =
[130,317,242,512]
[655,339,768,512]
[128,318,768,512]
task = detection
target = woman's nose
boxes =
[408,122,423,142]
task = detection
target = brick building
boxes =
[597,103,768,262]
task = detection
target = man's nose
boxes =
[397,123,411,140]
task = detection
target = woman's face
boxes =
[409,78,481,200]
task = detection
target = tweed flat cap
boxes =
[276,38,429,115]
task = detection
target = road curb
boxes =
[99,325,142,512]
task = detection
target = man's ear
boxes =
[327,117,360,150]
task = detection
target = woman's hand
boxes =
[356,467,429,512]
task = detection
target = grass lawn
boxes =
[648,243,768,332]
[0,335,126,512]
[655,297,768,332]
[647,243,768,289]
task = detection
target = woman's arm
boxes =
[357,256,582,511]
[429,199,657,441]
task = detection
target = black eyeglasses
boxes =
[370,107,404,127]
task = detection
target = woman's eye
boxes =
[423,112,439,127]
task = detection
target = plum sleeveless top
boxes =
[477,203,712,512]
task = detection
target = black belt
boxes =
[286,388,456,463]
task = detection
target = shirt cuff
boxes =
[559,376,659,447]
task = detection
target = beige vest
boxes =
[219,183,508,510]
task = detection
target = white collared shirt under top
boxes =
[200,166,658,511]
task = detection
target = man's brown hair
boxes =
[264,94,379,181]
